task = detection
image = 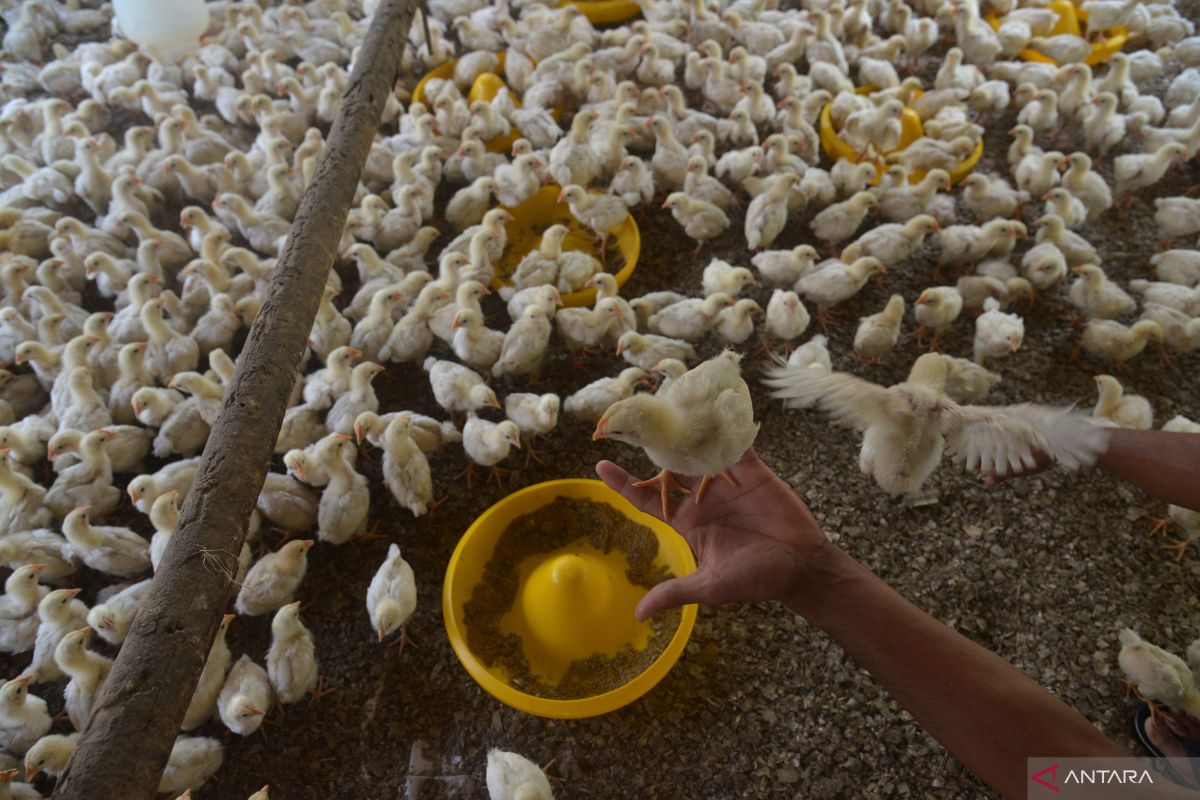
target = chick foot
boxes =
[356,519,387,542]
[815,308,839,332]
[487,464,512,486]
[632,468,692,518]
[1148,516,1174,537]
[308,677,338,702]
[1162,538,1192,561]
[1123,679,1142,700]
[455,462,479,490]
[385,624,419,655]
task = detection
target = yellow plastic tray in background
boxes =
[443,479,698,719]
[985,0,1128,66]
[819,86,984,185]
[496,185,640,308]
[558,0,641,25]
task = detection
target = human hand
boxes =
[595,449,832,621]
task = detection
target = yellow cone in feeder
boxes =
[495,186,640,308]
[985,0,1128,66]
[819,86,984,186]
[413,55,520,154]
[443,479,697,719]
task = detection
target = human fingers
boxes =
[596,460,670,521]
[635,570,707,621]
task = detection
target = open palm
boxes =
[596,449,831,620]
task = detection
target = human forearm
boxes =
[786,543,1126,799]
[1097,430,1200,511]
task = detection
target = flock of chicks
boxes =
[0,0,1197,794]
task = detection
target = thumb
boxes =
[636,571,707,621]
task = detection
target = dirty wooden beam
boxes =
[53,2,418,797]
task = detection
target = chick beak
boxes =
[592,417,610,441]
[451,313,463,329]
[47,445,57,460]
[1071,265,1085,275]
[25,765,37,782]
[555,191,566,204]
[223,613,236,625]
[1009,336,1021,352]
[488,396,502,409]
[65,588,82,598]
[916,292,928,305]
[510,431,522,449]
[615,341,626,356]
[354,424,364,445]
[246,705,266,717]
[378,627,386,643]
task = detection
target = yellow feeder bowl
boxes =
[819,86,984,185]
[495,185,640,308]
[985,0,1128,66]
[558,0,641,25]
[412,54,520,154]
[443,479,698,719]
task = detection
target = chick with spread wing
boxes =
[762,354,1109,497]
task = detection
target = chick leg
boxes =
[907,325,928,347]
[1162,538,1192,561]
[454,462,478,491]
[308,676,338,702]
[1123,679,1142,700]
[524,435,546,467]
[815,307,839,332]
[632,468,692,518]
[1148,516,1174,537]
[488,464,512,486]
[356,518,387,542]
[387,625,419,656]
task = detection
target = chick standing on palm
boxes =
[592,351,758,517]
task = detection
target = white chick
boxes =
[22,734,79,785]
[1118,629,1200,717]
[382,416,433,517]
[316,435,369,544]
[663,193,730,255]
[86,578,153,648]
[235,540,314,616]
[1068,265,1135,320]
[942,357,1002,403]
[54,627,111,729]
[487,749,554,800]
[842,213,940,266]
[325,362,384,436]
[367,543,417,649]
[424,357,501,414]
[218,655,273,736]
[715,299,763,345]
[564,367,649,422]
[647,294,734,341]
[505,393,560,465]
[0,565,47,654]
[616,332,695,371]
[594,351,758,516]
[1081,320,1163,364]
[796,257,885,328]
[702,259,757,297]
[0,531,76,585]
[913,287,964,351]
[182,614,234,731]
[854,294,906,362]
[765,290,811,349]
[1091,375,1153,430]
[752,244,820,288]
[960,174,1027,221]
[61,507,151,578]
[1115,143,1189,195]
[451,308,505,370]
[811,191,878,246]
[785,335,832,372]
[267,602,319,705]
[30,588,87,682]
[763,353,1109,497]
[462,415,522,487]
[157,736,224,796]
[493,307,552,380]
[973,298,1025,365]
[0,677,50,756]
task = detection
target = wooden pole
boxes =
[53,1,418,796]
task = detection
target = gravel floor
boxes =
[6,9,1200,800]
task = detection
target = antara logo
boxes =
[1030,762,1155,792]
[1031,763,1060,792]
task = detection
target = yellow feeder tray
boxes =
[443,479,698,719]
[558,0,641,25]
[819,86,984,185]
[412,54,520,154]
[985,0,1128,66]
[495,185,640,308]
